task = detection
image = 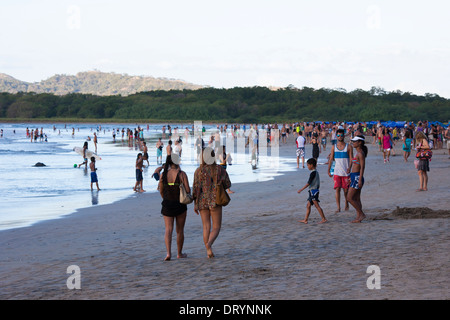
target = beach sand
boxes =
[0,136,449,300]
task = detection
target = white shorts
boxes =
[296,147,305,158]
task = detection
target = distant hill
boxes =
[0,71,204,96]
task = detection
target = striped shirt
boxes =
[334,143,350,176]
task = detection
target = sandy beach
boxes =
[0,135,449,300]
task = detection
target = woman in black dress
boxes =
[311,135,320,161]
[158,154,191,261]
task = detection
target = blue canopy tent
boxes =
[377,121,406,128]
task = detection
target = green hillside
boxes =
[0,71,204,96]
[1,86,449,123]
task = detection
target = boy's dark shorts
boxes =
[307,189,320,204]
[91,172,98,183]
[136,169,143,181]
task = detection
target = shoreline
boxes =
[0,138,449,299]
[0,121,294,232]
[0,143,296,232]
[0,118,251,124]
[0,118,214,124]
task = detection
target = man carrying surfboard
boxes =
[78,142,89,169]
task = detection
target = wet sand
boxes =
[0,136,449,300]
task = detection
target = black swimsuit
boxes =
[161,172,187,217]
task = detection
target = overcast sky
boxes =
[1,0,449,97]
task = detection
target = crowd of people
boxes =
[9,119,445,260]
[289,120,449,226]
[147,120,448,259]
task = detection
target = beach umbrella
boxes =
[387,121,397,127]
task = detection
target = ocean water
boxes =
[0,122,298,231]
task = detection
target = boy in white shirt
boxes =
[296,131,306,168]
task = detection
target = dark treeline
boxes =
[1,86,449,123]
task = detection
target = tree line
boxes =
[0,86,449,123]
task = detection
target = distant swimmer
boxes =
[156,138,164,165]
[93,132,98,153]
[173,139,182,158]
[143,141,150,166]
[33,162,46,167]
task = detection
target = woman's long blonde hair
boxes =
[415,131,427,141]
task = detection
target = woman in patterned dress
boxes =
[193,147,231,258]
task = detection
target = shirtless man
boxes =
[281,124,287,144]
[93,132,98,153]
[90,157,100,191]
[134,153,145,192]
[304,123,312,144]
[142,141,150,166]
[166,140,173,156]
[320,128,328,152]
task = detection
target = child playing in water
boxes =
[297,158,327,224]
[90,157,100,191]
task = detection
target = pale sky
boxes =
[1,0,450,97]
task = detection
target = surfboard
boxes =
[73,147,102,160]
